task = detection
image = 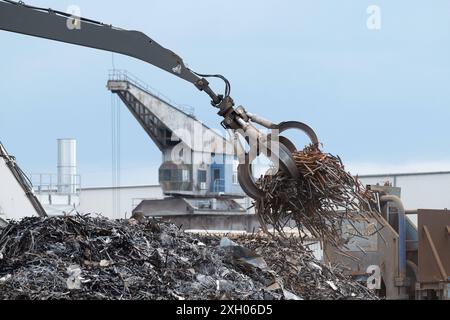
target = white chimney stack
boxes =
[57,139,77,194]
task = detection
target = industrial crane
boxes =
[0,0,319,200]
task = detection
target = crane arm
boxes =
[0,0,222,104]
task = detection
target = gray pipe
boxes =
[380,195,407,280]
[406,260,418,281]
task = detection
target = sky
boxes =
[1,0,450,187]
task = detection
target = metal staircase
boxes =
[107,70,196,151]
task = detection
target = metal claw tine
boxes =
[236,120,320,199]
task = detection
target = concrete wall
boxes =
[0,156,40,220]
[78,185,164,219]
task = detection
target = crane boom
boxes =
[0,0,221,103]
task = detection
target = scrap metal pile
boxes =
[205,235,377,300]
[255,145,382,246]
[0,215,377,300]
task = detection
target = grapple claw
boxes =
[237,162,265,200]
[278,121,319,146]
[237,121,319,200]
[278,136,297,153]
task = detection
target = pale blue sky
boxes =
[1,0,450,186]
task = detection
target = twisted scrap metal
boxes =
[255,145,383,247]
[0,215,378,300]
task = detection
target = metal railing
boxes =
[108,69,195,116]
[29,173,81,195]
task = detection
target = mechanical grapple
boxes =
[212,96,319,199]
[237,119,319,200]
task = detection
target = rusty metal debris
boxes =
[255,145,382,247]
[0,215,378,300]
[222,234,378,300]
